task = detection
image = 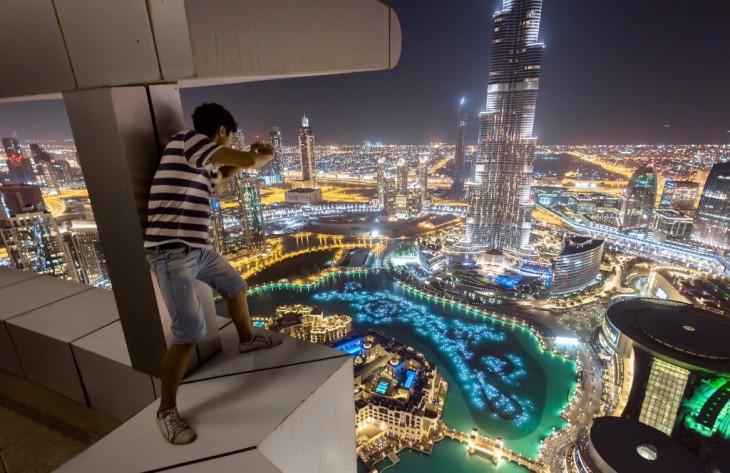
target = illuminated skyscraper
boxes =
[68,219,109,286]
[466,0,544,250]
[376,157,387,210]
[2,137,35,185]
[1,211,74,279]
[693,161,730,251]
[395,158,408,219]
[260,127,284,185]
[239,175,265,247]
[230,129,245,151]
[298,114,317,188]
[451,97,467,196]
[419,156,430,210]
[660,180,699,211]
[620,164,657,235]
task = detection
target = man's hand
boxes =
[210,143,275,169]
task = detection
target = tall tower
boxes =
[376,156,387,211]
[451,97,467,196]
[298,114,317,188]
[238,175,265,247]
[693,161,730,251]
[2,137,35,185]
[395,158,409,218]
[419,156,429,210]
[466,0,544,250]
[620,164,657,235]
[260,127,284,185]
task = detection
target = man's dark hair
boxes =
[191,103,238,138]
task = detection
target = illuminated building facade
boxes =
[1,211,74,279]
[298,113,317,188]
[230,128,245,151]
[620,164,656,235]
[451,97,467,196]
[395,158,409,219]
[376,157,387,211]
[2,137,36,185]
[238,175,265,248]
[265,305,352,344]
[599,299,730,455]
[259,127,284,185]
[649,209,693,241]
[551,236,604,295]
[67,219,109,286]
[693,161,730,251]
[418,156,429,210]
[659,180,698,211]
[466,0,543,250]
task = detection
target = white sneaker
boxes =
[157,407,197,445]
[239,331,283,353]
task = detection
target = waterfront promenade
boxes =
[441,425,544,472]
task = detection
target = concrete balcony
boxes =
[0,268,356,472]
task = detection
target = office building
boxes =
[659,180,699,211]
[620,164,656,235]
[259,127,284,185]
[67,219,109,286]
[230,129,245,151]
[418,156,429,210]
[376,156,387,211]
[693,161,730,251]
[551,236,604,296]
[0,183,46,216]
[466,0,544,250]
[650,209,693,241]
[1,211,74,279]
[298,113,317,188]
[238,175,265,248]
[2,137,36,185]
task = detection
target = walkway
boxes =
[443,426,544,472]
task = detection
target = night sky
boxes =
[1,0,729,145]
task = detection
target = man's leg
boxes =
[227,290,255,343]
[158,342,197,413]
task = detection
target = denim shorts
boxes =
[146,246,247,344]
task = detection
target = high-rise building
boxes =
[620,164,657,235]
[418,156,429,210]
[209,195,225,254]
[395,158,409,218]
[298,113,317,189]
[68,219,109,286]
[660,180,699,211]
[29,143,52,165]
[551,236,604,296]
[376,157,387,211]
[693,161,730,251]
[0,183,46,216]
[230,129,245,151]
[2,137,35,185]
[466,0,544,250]
[239,175,265,248]
[1,211,74,279]
[451,97,467,196]
[650,210,693,241]
[260,128,284,185]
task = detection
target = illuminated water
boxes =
[245,271,576,472]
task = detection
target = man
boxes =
[145,103,281,445]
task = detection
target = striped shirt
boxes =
[144,131,222,248]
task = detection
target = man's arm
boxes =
[209,146,273,170]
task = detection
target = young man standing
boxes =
[145,103,281,444]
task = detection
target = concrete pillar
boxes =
[63,85,221,377]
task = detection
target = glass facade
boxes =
[639,358,689,436]
[693,161,730,251]
[466,0,543,250]
[620,164,657,235]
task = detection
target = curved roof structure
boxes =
[606,298,730,373]
[584,417,701,473]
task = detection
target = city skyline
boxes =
[1,0,730,146]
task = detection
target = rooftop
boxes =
[585,416,701,473]
[607,298,730,373]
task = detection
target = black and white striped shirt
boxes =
[144,131,222,248]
